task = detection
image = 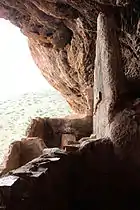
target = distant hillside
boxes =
[0,88,71,162]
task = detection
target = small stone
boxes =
[0,175,19,187]
[79,137,89,143]
[90,134,96,139]
[64,145,79,152]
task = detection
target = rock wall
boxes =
[1,140,140,210]
[0,2,140,208]
[26,116,93,147]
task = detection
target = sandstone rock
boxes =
[0,1,139,209]
[1,139,140,210]
[64,144,80,152]
[0,1,139,114]
[90,134,96,139]
[26,117,59,148]
[78,133,96,146]
[0,137,46,175]
[26,116,92,147]
[20,137,46,166]
[0,141,21,175]
[61,134,76,149]
[42,147,67,157]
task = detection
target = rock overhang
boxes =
[0,0,139,114]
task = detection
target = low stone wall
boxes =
[0,140,140,210]
[26,115,93,147]
[0,115,93,175]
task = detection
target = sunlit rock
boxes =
[0,137,46,175]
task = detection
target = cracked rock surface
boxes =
[0,0,139,114]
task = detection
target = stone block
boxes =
[64,145,79,152]
[61,134,76,149]
[0,137,46,176]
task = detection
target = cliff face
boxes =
[0,0,139,114]
[0,2,140,207]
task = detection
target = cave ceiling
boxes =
[0,0,139,114]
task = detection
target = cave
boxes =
[0,0,140,209]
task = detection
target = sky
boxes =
[0,19,50,99]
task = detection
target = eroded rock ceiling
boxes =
[0,0,139,114]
